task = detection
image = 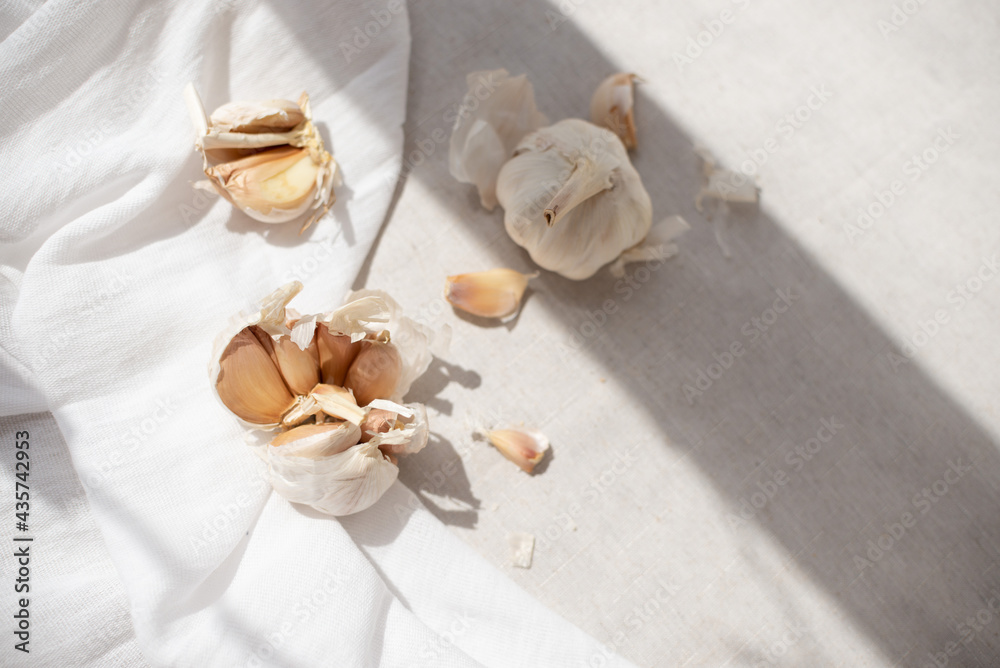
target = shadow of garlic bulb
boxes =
[209,282,432,516]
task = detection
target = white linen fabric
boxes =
[0,1,633,666]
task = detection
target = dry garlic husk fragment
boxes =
[184,83,339,232]
[210,282,433,516]
[496,119,653,280]
[590,73,639,150]
[444,268,537,319]
[482,427,550,474]
[693,144,759,211]
[449,69,548,211]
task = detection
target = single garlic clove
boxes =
[590,73,639,150]
[485,428,549,474]
[359,409,398,443]
[216,328,297,425]
[344,337,402,407]
[449,69,549,210]
[205,146,321,224]
[316,324,362,386]
[310,384,366,425]
[209,99,305,134]
[444,268,536,319]
[274,335,320,396]
[270,421,360,459]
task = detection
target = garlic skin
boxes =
[590,73,638,150]
[496,119,652,280]
[184,83,339,232]
[444,268,537,319]
[209,283,433,516]
[449,69,548,211]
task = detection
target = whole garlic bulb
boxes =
[496,119,652,280]
[184,84,339,233]
[209,282,432,516]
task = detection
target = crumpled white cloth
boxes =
[0,1,634,665]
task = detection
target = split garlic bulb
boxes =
[209,282,432,516]
[496,119,653,280]
[184,84,339,232]
[448,69,548,211]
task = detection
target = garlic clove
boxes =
[204,146,320,224]
[209,99,305,134]
[216,328,297,425]
[449,69,549,210]
[274,335,320,396]
[444,268,536,319]
[485,427,550,474]
[270,421,361,459]
[359,408,398,443]
[496,119,652,280]
[368,403,429,457]
[344,336,403,407]
[590,73,639,150]
[316,324,362,386]
[310,384,366,425]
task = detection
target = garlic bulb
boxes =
[590,73,639,150]
[496,119,652,280]
[444,268,537,319]
[449,69,548,211]
[210,282,433,516]
[184,83,339,232]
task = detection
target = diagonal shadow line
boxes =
[345,1,1000,665]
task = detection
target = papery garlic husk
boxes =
[590,73,639,150]
[496,119,652,280]
[444,268,537,319]
[693,144,759,211]
[484,427,550,474]
[210,282,436,516]
[608,215,690,278]
[449,69,548,211]
[184,83,338,232]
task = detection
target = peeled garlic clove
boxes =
[497,119,652,280]
[316,324,362,386]
[204,146,321,224]
[344,337,402,407]
[216,328,297,425]
[590,73,639,150]
[209,99,305,134]
[485,427,549,474]
[310,384,365,425]
[270,421,361,459]
[266,439,398,516]
[444,268,536,319]
[449,69,549,211]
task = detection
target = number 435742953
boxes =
[15,431,29,529]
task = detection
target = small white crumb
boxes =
[508,532,535,569]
